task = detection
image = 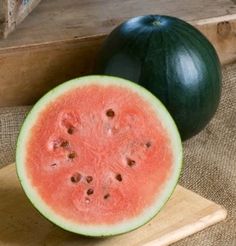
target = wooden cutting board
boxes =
[0,164,226,246]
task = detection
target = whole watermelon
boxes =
[96,15,222,140]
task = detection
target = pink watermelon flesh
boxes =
[26,84,172,225]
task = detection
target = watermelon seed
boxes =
[70,172,82,183]
[87,189,94,195]
[127,158,136,167]
[67,127,75,135]
[50,163,57,167]
[145,142,151,148]
[116,174,122,182]
[60,140,69,148]
[104,193,110,199]
[68,152,76,159]
[86,176,93,183]
[106,109,115,118]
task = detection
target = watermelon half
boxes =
[16,76,182,236]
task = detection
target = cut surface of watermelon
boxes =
[16,76,182,236]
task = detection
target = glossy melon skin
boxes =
[96,15,222,140]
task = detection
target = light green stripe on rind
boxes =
[16,75,182,237]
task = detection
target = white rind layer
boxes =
[16,75,182,236]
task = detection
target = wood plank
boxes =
[0,0,236,106]
[0,36,104,106]
[0,0,236,49]
[194,14,236,65]
[0,0,41,38]
[0,15,235,107]
[0,164,227,246]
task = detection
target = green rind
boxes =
[16,75,182,237]
[96,15,222,140]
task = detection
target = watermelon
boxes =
[16,75,182,236]
[96,15,222,140]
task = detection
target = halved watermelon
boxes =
[16,76,182,236]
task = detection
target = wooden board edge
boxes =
[192,13,236,25]
[0,14,235,65]
[143,207,227,246]
[0,14,235,106]
[0,0,41,39]
[0,34,106,53]
[11,0,42,38]
[192,14,236,65]
[0,0,7,38]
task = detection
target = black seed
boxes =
[127,158,136,167]
[86,176,93,183]
[106,109,115,118]
[116,174,122,182]
[68,152,76,159]
[145,142,151,148]
[67,127,74,135]
[60,140,69,148]
[50,163,57,167]
[104,193,110,199]
[71,172,82,183]
[87,189,94,195]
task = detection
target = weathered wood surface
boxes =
[0,0,41,38]
[0,0,235,106]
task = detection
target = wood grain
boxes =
[0,0,236,49]
[0,36,104,106]
[0,0,236,106]
[0,0,41,38]
[194,14,236,65]
[0,164,227,246]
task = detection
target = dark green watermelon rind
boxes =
[96,15,222,140]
